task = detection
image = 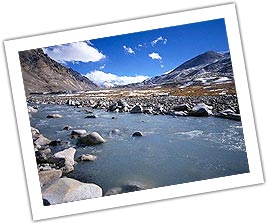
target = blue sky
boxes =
[43,18,229,87]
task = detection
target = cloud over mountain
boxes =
[85,70,148,87]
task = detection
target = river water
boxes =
[30,104,249,194]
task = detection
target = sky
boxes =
[43,18,229,87]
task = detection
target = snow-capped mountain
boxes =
[142,50,233,87]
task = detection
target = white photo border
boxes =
[4,3,264,221]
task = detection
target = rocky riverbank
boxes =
[29,91,243,205]
[27,93,241,121]
[32,125,104,205]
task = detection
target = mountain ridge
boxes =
[19,48,98,95]
[137,50,233,87]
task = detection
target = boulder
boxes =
[42,178,102,205]
[105,187,123,196]
[54,147,76,174]
[132,131,143,137]
[47,114,62,118]
[108,102,118,112]
[173,103,190,112]
[28,106,38,113]
[172,111,188,116]
[83,109,93,114]
[130,105,143,114]
[77,132,105,146]
[34,134,51,146]
[85,114,97,118]
[71,129,87,138]
[105,181,146,196]
[49,139,62,146]
[63,125,72,130]
[189,103,213,117]
[216,109,241,121]
[31,127,40,140]
[38,169,62,187]
[117,99,128,108]
[78,154,97,161]
[111,129,120,135]
[143,107,153,114]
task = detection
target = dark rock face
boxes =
[18,48,98,95]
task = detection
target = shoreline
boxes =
[27,92,241,121]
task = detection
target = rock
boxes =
[83,109,93,114]
[105,187,123,196]
[130,105,143,114]
[173,103,190,112]
[47,114,62,118]
[38,164,52,171]
[28,106,38,113]
[34,134,51,146]
[111,117,116,119]
[172,111,188,116]
[132,131,143,137]
[35,151,49,164]
[40,148,52,155]
[111,129,120,135]
[31,127,40,135]
[63,125,72,130]
[108,102,118,112]
[77,132,105,146]
[49,139,62,146]
[31,127,40,140]
[78,154,97,161]
[71,129,87,138]
[38,169,62,187]
[189,103,213,117]
[143,107,153,114]
[41,178,102,205]
[105,181,146,196]
[47,157,65,169]
[216,109,241,121]
[85,114,97,118]
[54,147,76,174]
[117,99,128,108]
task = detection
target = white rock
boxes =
[54,147,76,174]
[42,178,102,204]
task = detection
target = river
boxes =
[30,104,249,194]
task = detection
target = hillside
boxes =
[19,48,98,95]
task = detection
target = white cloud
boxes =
[85,70,148,87]
[43,41,105,63]
[160,64,164,68]
[149,52,162,60]
[99,64,106,70]
[151,36,167,46]
[123,45,135,54]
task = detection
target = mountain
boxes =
[19,48,98,95]
[142,50,233,87]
